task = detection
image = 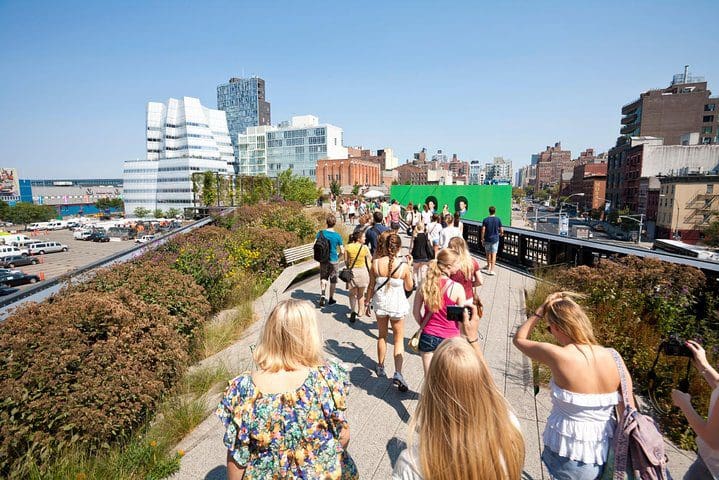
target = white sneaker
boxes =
[392,372,409,392]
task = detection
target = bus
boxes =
[651,239,719,262]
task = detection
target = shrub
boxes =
[529,257,718,449]
[74,260,211,351]
[231,226,300,275]
[0,289,188,476]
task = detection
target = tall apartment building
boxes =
[123,97,233,214]
[607,70,719,210]
[533,142,573,190]
[236,115,347,180]
[217,77,271,168]
[485,156,513,184]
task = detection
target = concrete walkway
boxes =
[172,255,695,479]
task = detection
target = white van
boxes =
[46,221,65,230]
[27,222,50,231]
[0,245,29,258]
[0,234,30,245]
[27,242,69,255]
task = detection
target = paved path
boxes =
[172,250,695,478]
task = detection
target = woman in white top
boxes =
[672,340,719,479]
[513,291,636,480]
[426,213,443,255]
[365,232,414,392]
[393,308,525,480]
[439,213,462,248]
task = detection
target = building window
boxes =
[703,137,712,144]
[706,104,717,112]
[703,127,714,134]
[703,115,715,123]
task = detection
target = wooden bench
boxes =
[283,243,315,265]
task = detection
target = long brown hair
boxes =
[420,248,458,312]
[382,233,403,290]
[410,337,525,479]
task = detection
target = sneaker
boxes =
[487,270,496,276]
[328,298,337,305]
[319,295,326,307]
[349,311,357,323]
[393,372,409,392]
[376,364,386,377]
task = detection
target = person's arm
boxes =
[365,260,376,315]
[687,340,719,389]
[460,301,482,355]
[512,305,563,367]
[472,262,483,298]
[412,289,425,326]
[227,451,246,480]
[673,389,719,449]
[499,218,504,236]
[338,424,350,449]
[344,247,350,267]
[481,225,486,242]
[403,261,414,292]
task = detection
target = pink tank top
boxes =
[423,279,460,339]
[389,209,400,222]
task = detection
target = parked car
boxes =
[28,242,69,255]
[73,229,94,240]
[87,232,110,242]
[0,271,41,287]
[0,245,29,258]
[0,286,19,296]
[135,235,156,244]
[0,255,39,268]
[592,224,606,232]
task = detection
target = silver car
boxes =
[28,241,69,255]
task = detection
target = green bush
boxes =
[529,257,718,449]
[0,289,188,476]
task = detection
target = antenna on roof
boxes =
[684,65,689,83]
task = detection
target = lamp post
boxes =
[558,193,585,235]
[618,214,645,244]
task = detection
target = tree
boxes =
[278,169,320,205]
[0,199,9,221]
[329,178,341,198]
[133,207,150,218]
[703,220,719,247]
[351,183,360,196]
[6,202,56,228]
[201,171,217,207]
[535,189,549,202]
[240,175,273,204]
[166,208,181,219]
[512,187,525,202]
[95,197,124,212]
[191,172,202,207]
[153,209,165,218]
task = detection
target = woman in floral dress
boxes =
[217,299,358,479]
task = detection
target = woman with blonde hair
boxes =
[447,236,482,308]
[412,248,465,374]
[393,307,525,480]
[217,299,358,479]
[513,292,636,480]
[365,232,414,392]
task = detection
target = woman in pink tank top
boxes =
[412,248,470,374]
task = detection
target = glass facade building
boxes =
[217,77,271,169]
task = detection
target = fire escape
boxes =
[684,192,719,227]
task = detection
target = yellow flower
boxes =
[178,449,186,457]
[76,473,87,480]
[149,440,158,448]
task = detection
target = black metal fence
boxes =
[463,221,719,283]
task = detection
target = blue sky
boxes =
[2,0,718,179]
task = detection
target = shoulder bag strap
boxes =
[348,246,361,269]
[366,261,404,303]
[609,348,631,479]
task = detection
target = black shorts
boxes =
[320,261,339,283]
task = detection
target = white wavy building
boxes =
[123,97,233,215]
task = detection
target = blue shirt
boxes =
[365,223,388,254]
[481,216,503,243]
[317,229,343,262]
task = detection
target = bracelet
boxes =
[467,336,480,344]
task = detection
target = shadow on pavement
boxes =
[386,437,407,469]
[324,339,417,423]
[203,465,226,480]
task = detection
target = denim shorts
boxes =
[483,241,499,254]
[541,447,604,480]
[418,332,446,353]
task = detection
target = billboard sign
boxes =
[558,213,569,236]
[0,168,20,197]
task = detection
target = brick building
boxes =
[396,163,428,185]
[568,162,608,211]
[533,142,573,190]
[316,157,381,189]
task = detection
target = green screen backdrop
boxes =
[389,184,512,225]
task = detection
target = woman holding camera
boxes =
[393,305,525,480]
[412,248,466,374]
[672,340,719,479]
[513,292,635,480]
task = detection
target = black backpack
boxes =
[313,230,331,262]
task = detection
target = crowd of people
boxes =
[214,198,718,480]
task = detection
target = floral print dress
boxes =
[216,361,358,479]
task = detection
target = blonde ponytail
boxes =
[420,249,458,312]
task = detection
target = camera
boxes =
[661,334,692,358]
[447,305,471,322]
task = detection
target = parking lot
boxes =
[9,230,138,291]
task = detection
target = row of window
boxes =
[165,122,209,128]
[124,177,191,183]
[157,199,193,204]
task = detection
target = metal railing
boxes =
[462,221,719,283]
[0,210,234,319]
